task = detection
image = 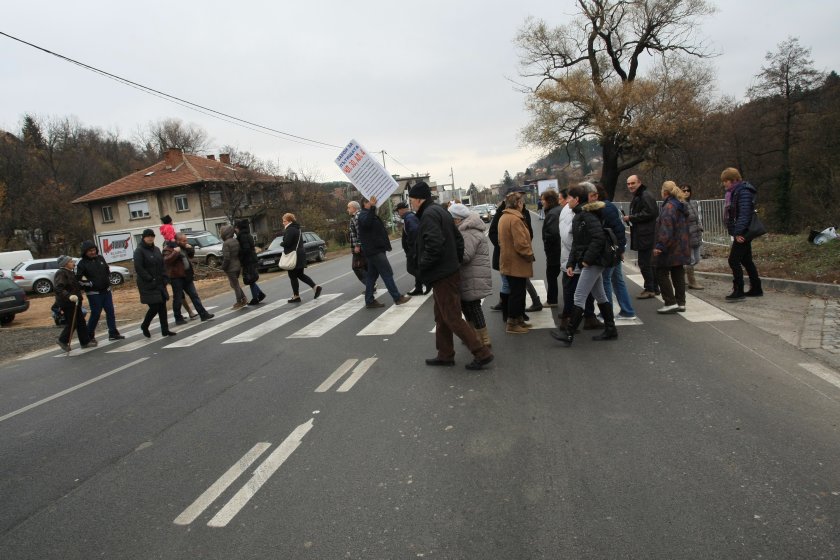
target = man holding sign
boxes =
[358,195,411,308]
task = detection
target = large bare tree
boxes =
[516,0,716,198]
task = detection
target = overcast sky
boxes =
[2,1,838,190]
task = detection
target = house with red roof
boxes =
[72,148,282,261]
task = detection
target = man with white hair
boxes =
[346,200,367,287]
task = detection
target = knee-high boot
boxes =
[551,305,584,346]
[592,303,618,341]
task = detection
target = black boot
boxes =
[500,293,510,322]
[745,278,763,297]
[551,306,584,346]
[725,281,746,302]
[592,303,618,341]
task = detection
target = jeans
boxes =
[249,282,265,300]
[500,273,510,295]
[170,277,208,320]
[86,290,119,338]
[573,265,608,308]
[601,261,636,317]
[365,252,401,304]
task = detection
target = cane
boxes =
[66,297,80,356]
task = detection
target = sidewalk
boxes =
[691,271,840,371]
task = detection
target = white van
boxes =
[0,250,34,272]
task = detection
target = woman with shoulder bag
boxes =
[281,213,322,303]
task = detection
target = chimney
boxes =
[219,153,231,165]
[206,154,216,160]
[164,148,183,169]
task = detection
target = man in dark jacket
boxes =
[55,255,93,351]
[593,184,636,320]
[409,182,493,370]
[357,195,411,308]
[163,233,215,324]
[623,175,659,298]
[540,189,563,307]
[76,241,125,342]
[722,167,762,301]
[397,201,425,295]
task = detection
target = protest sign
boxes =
[335,139,398,201]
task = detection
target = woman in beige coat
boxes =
[497,190,535,333]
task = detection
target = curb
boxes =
[696,271,840,298]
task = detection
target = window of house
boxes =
[175,194,189,212]
[128,200,150,220]
[209,191,222,209]
[101,206,114,223]
[250,190,265,205]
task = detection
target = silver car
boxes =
[10,258,133,294]
[182,231,224,268]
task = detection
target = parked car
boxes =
[10,258,132,294]
[0,272,29,325]
[256,231,327,272]
[182,231,224,267]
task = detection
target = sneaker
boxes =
[657,304,679,314]
[677,305,686,312]
[189,314,200,320]
[637,290,655,299]
[406,288,424,296]
[366,301,385,309]
[201,313,215,321]
[615,314,637,321]
[232,301,246,310]
[108,334,126,341]
[81,339,98,348]
[175,318,188,325]
[525,302,543,312]
[394,295,411,305]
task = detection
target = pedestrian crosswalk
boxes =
[36,271,741,359]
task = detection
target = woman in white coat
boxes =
[449,203,493,348]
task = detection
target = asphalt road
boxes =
[1,224,839,559]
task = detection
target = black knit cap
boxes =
[408,181,431,200]
[395,201,409,210]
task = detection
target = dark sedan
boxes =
[0,274,29,325]
[257,231,327,272]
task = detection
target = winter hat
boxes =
[162,214,172,224]
[141,228,156,238]
[408,181,431,200]
[448,203,470,219]
[57,255,73,268]
[235,219,249,230]
[395,201,409,210]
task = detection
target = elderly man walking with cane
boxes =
[54,255,95,353]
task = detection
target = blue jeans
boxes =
[365,252,401,304]
[171,277,208,320]
[500,273,510,295]
[86,291,118,338]
[249,282,265,300]
[602,261,636,317]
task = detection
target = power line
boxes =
[0,30,345,150]
[383,151,418,176]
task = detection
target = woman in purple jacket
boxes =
[653,181,691,314]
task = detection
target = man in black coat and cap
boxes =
[409,182,494,371]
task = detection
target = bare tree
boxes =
[747,37,824,231]
[136,118,209,161]
[516,0,716,199]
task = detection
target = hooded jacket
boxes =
[568,201,608,270]
[235,220,259,267]
[654,195,691,267]
[220,225,242,274]
[76,240,112,293]
[456,212,492,301]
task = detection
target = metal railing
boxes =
[613,199,729,247]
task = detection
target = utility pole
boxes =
[381,150,395,234]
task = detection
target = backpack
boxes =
[602,223,620,267]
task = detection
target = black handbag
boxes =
[744,211,767,241]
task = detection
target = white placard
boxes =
[538,179,559,195]
[97,232,135,263]
[335,139,399,202]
